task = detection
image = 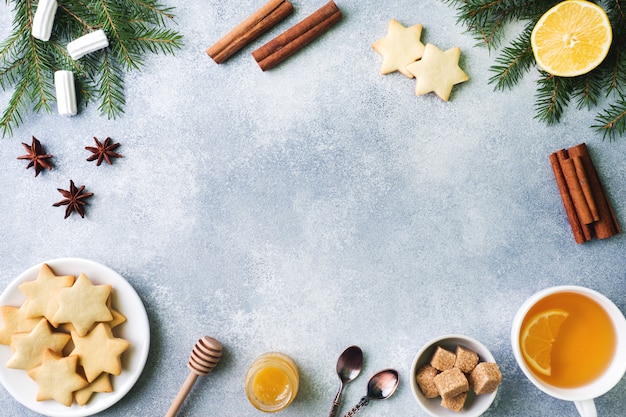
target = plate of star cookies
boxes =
[0,258,150,417]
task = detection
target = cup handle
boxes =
[575,399,597,417]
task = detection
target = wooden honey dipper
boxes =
[165,336,223,417]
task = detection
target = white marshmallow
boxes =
[54,70,77,116]
[32,0,58,41]
[67,29,109,60]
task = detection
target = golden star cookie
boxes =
[108,296,126,329]
[58,296,124,333]
[18,263,75,322]
[28,349,88,407]
[372,19,425,78]
[75,372,113,405]
[70,323,130,382]
[0,304,40,345]
[406,43,469,101]
[52,273,112,336]
[6,318,70,370]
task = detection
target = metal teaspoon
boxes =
[341,369,399,417]
[328,345,364,417]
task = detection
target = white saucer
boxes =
[0,258,150,417]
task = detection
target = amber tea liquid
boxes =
[521,291,616,388]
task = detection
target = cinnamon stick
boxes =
[206,0,294,64]
[252,0,342,71]
[572,155,599,222]
[550,150,591,243]
[549,143,620,243]
[561,157,594,225]
[566,143,621,240]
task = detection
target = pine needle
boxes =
[593,97,626,141]
[488,22,534,90]
[447,0,626,140]
[534,73,571,125]
[0,0,183,137]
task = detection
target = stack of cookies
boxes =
[0,264,130,406]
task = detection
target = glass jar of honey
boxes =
[245,352,299,413]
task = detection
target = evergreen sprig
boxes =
[0,0,183,137]
[446,0,626,140]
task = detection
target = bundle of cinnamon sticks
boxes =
[206,0,342,70]
[549,143,620,244]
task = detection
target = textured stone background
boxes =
[1,0,625,416]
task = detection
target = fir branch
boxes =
[446,0,626,139]
[593,96,626,140]
[97,49,125,119]
[0,0,35,135]
[445,0,558,49]
[128,0,176,25]
[488,22,534,90]
[608,43,626,95]
[130,24,183,55]
[0,27,29,90]
[1,75,30,137]
[0,0,183,136]
[534,74,572,125]
[97,0,143,70]
[0,58,27,90]
[73,51,100,108]
[26,36,55,113]
[55,2,99,34]
[444,0,510,49]
[571,71,605,110]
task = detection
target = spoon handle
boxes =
[328,386,343,417]
[165,372,199,417]
[342,397,369,417]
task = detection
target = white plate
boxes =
[0,258,150,417]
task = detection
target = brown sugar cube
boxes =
[415,364,440,398]
[454,345,479,373]
[430,346,456,371]
[433,368,469,399]
[469,362,502,395]
[441,391,467,412]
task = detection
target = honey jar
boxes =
[245,352,299,412]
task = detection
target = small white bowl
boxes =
[410,334,499,417]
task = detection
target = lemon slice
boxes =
[531,0,612,77]
[520,308,569,376]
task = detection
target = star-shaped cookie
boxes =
[51,273,112,336]
[406,43,469,101]
[58,294,125,333]
[372,19,425,78]
[75,372,113,405]
[18,263,75,322]
[70,323,130,382]
[28,349,89,406]
[0,304,40,345]
[6,318,70,370]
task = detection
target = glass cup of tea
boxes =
[511,286,626,417]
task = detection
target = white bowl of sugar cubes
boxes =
[410,334,502,417]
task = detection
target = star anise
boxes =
[17,136,53,176]
[85,137,122,166]
[52,180,94,219]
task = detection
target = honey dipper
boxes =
[165,336,223,417]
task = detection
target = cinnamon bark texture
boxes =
[549,143,621,244]
[252,0,342,71]
[206,0,294,64]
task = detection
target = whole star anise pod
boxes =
[52,180,94,219]
[17,136,53,176]
[85,137,122,166]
